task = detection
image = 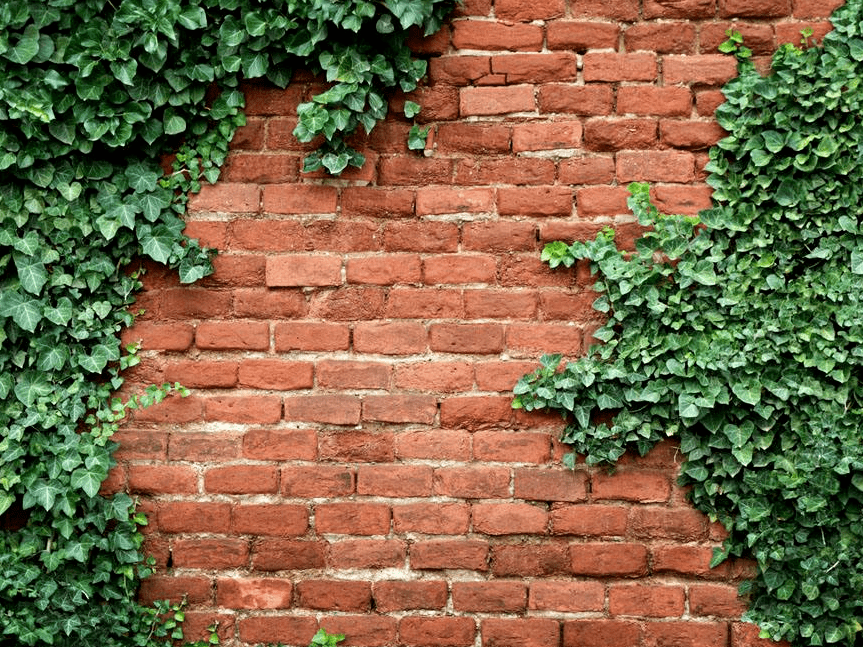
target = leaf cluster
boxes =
[1,0,452,645]
[515,3,863,644]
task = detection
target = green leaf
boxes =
[1,290,42,332]
[71,466,105,498]
[6,24,40,64]
[139,225,175,263]
[14,253,48,295]
[23,480,62,511]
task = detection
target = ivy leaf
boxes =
[23,480,62,511]
[14,253,48,295]
[71,466,105,498]
[1,290,43,332]
[6,24,40,64]
[125,161,160,193]
[14,371,52,407]
[139,225,175,263]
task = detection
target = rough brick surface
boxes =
[123,3,802,643]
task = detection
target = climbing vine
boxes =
[0,0,453,644]
[516,3,863,645]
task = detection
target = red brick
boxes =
[378,156,454,186]
[491,544,570,576]
[435,123,512,154]
[262,185,338,214]
[609,584,685,617]
[284,395,360,425]
[204,395,282,424]
[318,430,394,463]
[383,221,459,252]
[393,502,471,534]
[274,322,350,351]
[202,255,267,290]
[238,616,318,647]
[229,219,304,251]
[406,84,459,122]
[547,21,619,50]
[166,431,242,461]
[374,581,448,612]
[433,466,511,498]
[386,287,463,318]
[357,465,434,497]
[569,543,649,577]
[395,430,472,461]
[583,118,658,151]
[216,578,293,608]
[231,117,265,149]
[232,504,309,536]
[583,53,657,82]
[429,323,505,354]
[617,150,696,183]
[617,86,692,116]
[463,288,538,319]
[416,187,495,215]
[302,219,381,252]
[643,0,715,18]
[793,0,843,17]
[328,539,407,569]
[514,468,588,502]
[122,322,194,351]
[399,617,477,647]
[204,466,279,494]
[321,617,397,647]
[296,580,372,611]
[462,221,537,251]
[495,0,564,20]
[506,323,582,356]
[563,620,641,647]
[550,504,628,536]
[429,55,492,85]
[643,621,729,647]
[625,22,696,53]
[512,121,582,152]
[491,53,577,83]
[629,506,707,540]
[307,287,385,321]
[720,0,791,17]
[158,288,232,319]
[475,360,540,391]
[242,428,317,461]
[159,502,231,533]
[775,20,833,45]
[700,22,776,56]
[422,254,497,284]
[571,0,639,18]
[472,502,548,535]
[453,581,527,613]
[340,187,415,218]
[195,321,269,350]
[128,465,197,495]
[113,430,168,461]
[460,85,536,116]
[660,120,726,149]
[394,361,474,392]
[651,545,732,579]
[346,254,422,285]
[731,621,790,647]
[282,466,355,498]
[456,158,556,185]
[265,116,308,149]
[242,83,304,115]
[188,183,260,213]
[266,254,342,287]
[353,321,427,355]
[315,503,391,535]
[592,470,671,502]
[481,618,560,647]
[649,184,714,215]
[529,581,605,612]
[539,84,614,115]
[171,538,249,569]
[317,360,390,389]
[576,186,631,216]
[236,359,313,390]
[690,584,748,617]
[497,187,573,217]
[539,289,602,321]
[252,539,327,571]
[474,431,552,463]
[439,395,514,429]
[665,55,739,86]
[222,153,298,183]
[184,219,227,248]
[410,540,490,570]
[138,575,213,605]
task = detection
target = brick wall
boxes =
[115,1,841,645]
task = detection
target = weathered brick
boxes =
[433,466,511,498]
[168,431,243,461]
[719,0,791,17]
[569,543,649,577]
[284,395,361,425]
[416,187,495,215]
[514,468,588,502]
[551,504,628,536]
[462,221,537,251]
[435,122,512,154]
[357,465,434,497]
[664,55,740,86]
[625,22,697,53]
[296,580,372,611]
[204,466,279,494]
[539,84,614,115]
[345,254,422,284]
[374,581,448,612]
[410,540,490,571]
[159,502,231,534]
[529,581,605,612]
[583,53,657,82]
[204,395,282,424]
[243,428,317,461]
[395,430,472,461]
[238,359,313,390]
[592,470,671,502]
[609,584,686,617]
[319,617,397,647]
[317,360,391,389]
[643,621,729,647]
[318,430,395,463]
[439,396,514,429]
[394,361,474,392]
[429,323,505,354]
[563,620,641,647]
[274,322,350,351]
[266,255,342,287]
[643,0,715,18]
[128,465,197,495]
[252,539,327,571]
[282,466,355,498]
[188,183,259,213]
[353,322,428,355]
[629,506,708,541]
[494,0,564,20]
[481,618,560,647]
[399,617,477,647]
[393,502,471,534]
[492,53,577,83]
[232,504,309,536]
[216,578,293,608]
[473,431,552,463]
[617,150,696,183]
[453,21,543,51]
[386,287,464,318]
[239,616,318,647]
[315,503,391,535]
[583,118,658,151]
[689,584,749,617]
[460,85,536,116]
[262,185,338,214]
[171,538,249,569]
[472,502,548,535]
[328,539,407,569]
[383,221,459,252]
[547,21,619,50]
[617,86,692,116]
[491,544,570,576]
[453,581,527,612]
[497,187,573,217]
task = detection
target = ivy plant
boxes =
[515,3,863,645]
[0,0,453,645]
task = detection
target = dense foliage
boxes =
[0,0,453,644]
[515,3,863,645]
